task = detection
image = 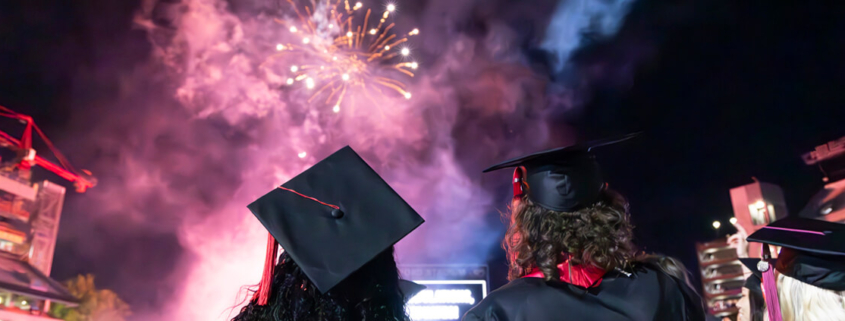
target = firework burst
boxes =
[266,0,419,112]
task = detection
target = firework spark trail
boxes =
[263,0,419,112]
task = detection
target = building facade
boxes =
[696,180,790,320]
[798,136,845,223]
[728,181,789,258]
[0,169,76,320]
[696,238,744,319]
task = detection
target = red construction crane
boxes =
[0,105,96,193]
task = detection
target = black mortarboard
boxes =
[398,279,426,302]
[482,133,639,212]
[247,146,424,304]
[739,258,769,295]
[746,217,845,291]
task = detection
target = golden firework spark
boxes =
[266,0,419,111]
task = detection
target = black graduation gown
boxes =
[462,263,705,321]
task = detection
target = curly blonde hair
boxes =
[503,189,637,281]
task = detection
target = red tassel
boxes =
[512,166,526,202]
[252,232,279,306]
[761,244,783,321]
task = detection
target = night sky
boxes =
[1,0,844,317]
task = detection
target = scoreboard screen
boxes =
[400,265,488,321]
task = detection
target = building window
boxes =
[0,241,12,253]
[748,201,776,225]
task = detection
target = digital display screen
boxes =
[400,265,488,321]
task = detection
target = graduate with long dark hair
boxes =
[738,259,770,321]
[233,248,412,321]
[464,134,705,321]
[232,146,425,321]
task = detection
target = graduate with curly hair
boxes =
[232,146,425,321]
[464,134,705,321]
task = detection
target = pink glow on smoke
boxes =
[130,0,556,319]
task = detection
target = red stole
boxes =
[523,257,606,288]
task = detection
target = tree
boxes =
[49,274,131,321]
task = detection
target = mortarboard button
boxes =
[331,208,344,218]
[740,258,777,279]
[757,260,769,272]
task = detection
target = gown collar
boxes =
[523,257,606,288]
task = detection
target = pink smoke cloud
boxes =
[93,0,566,319]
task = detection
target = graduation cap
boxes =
[398,279,426,302]
[745,217,845,321]
[247,146,425,305]
[739,258,771,295]
[746,217,845,290]
[482,133,639,212]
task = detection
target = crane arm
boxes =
[0,106,96,193]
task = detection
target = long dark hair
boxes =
[232,246,408,321]
[746,278,766,321]
[504,189,637,281]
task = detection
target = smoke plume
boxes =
[541,0,635,72]
[54,0,637,319]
